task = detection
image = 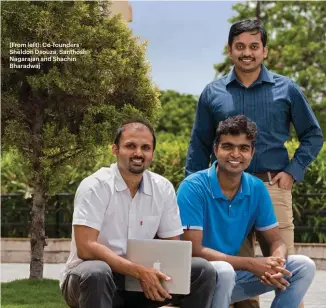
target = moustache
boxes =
[239,57,255,61]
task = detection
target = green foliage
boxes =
[1,148,32,198]
[1,1,160,195]
[214,1,326,135]
[2,139,326,242]
[287,140,326,243]
[1,279,67,308]
[157,90,197,138]
[150,133,189,188]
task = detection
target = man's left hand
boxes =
[270,172,294,190]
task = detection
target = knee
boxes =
[211,261,236,287]
[289,255,316,281]
[81,261,114,287]
[191,257,217,285]
[299,255,316,279]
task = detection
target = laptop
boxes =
[125,239,192,294]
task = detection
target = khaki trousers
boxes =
[232,183,294,308]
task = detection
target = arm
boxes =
[185,87,216,176]
[283,82,324,182]
[259,227,287,260]
[183,229,253,271]
[177,179,290,289]
[75,225,172,302]
[74,225,144,278]
[183,229,290,287]
[73,179,171,302]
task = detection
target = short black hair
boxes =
[214,115,257,146]
[114,120,156,150]
[228,19,267,47]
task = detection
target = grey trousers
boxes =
[61,257,216,308]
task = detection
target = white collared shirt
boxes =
[60,163,183,287]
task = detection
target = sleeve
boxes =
[255,182,279,231]
[157,180,183,238]
[73,178,110,231]
[283,81,324,182]
[185,86,216,176]
[176,179,204,230]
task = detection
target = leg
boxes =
[257,185,301,306]
[61,260,117,308]
[210,261,236,308]
[271,255,315,308]
[231,255,316,308]
[235,231,260,308]
[112,272,171,308]
[258,184,295,256]
[108,257,216,308]
[179,257,217,308]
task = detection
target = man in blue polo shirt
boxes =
[186,19,323,308]
[177,115,315,308]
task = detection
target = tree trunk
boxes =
[256,1,261,21]
[29,100,47,279]
[29,181,47,279]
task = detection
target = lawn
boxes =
[1,279,68,308]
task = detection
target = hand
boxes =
[257,257,292,290]
[137,266,172,302]
[260,271,291,290]
[248,257,288,278]
[270,172,294,190]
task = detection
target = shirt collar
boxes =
[208,161,250,200]
[112,163,152,195]
[225,65,275,86]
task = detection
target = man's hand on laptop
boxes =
[137,266,172,302]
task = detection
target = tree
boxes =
[214,1,326,134]
[1,1,160,279]
[157,90,197,137]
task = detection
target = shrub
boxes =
[286,140,326,243]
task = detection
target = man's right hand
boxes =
[136,266,172,302]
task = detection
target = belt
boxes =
[251,171,280,182]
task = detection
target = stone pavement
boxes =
[1,263,325,307]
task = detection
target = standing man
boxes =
[60,121,216,308]
[186,19,323,307]
[178,115,316,308]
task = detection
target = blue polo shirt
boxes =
[177,162,278,256]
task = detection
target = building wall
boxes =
[2,238,326,269]
[108,0,133,22]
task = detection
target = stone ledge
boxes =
[2,238,326,269]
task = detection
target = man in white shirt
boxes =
[60,121,216,308]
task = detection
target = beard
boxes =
[128,165,145,174]
[128,157,146,174]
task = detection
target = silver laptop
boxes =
[125,239,192,294]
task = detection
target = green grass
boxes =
[1,279,68,308]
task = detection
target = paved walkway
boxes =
[1,264,325,307]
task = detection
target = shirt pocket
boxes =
[139,216,160,239]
